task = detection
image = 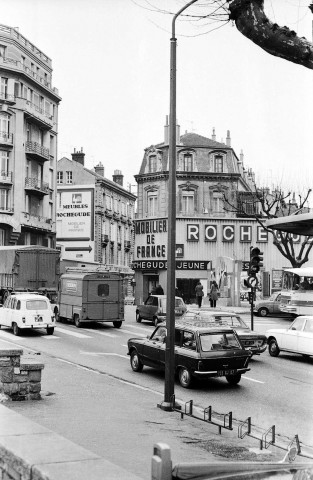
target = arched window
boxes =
[146,188,159,217]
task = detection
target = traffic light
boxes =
[249,246,263,277]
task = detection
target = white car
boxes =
[0,293,56,336]
[266,316,313,358]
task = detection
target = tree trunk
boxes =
[228,0,313,69]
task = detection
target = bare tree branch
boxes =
[227,0,313,69]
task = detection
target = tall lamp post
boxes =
[160,0,198,411]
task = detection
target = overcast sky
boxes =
[1,0,312,198]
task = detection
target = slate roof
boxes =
[156,132,229,149]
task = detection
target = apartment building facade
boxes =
[0,24,61,246]
[57,150,136,269]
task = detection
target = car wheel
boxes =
[113,321,122,328]
[47,326,54,335]
[268,339,280,357]
[178,367,193,388]
[74,314,82,328]
[258,307,268,317]
[136,311,142,323]
[12,323,20,336]
[153,316,159,327]
[226,373,241,385]
[130,350,143,372]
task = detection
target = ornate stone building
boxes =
[0,24,61,246]
[133,118,300,304]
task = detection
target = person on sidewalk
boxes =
[195,281,204,308]
[209,281,219,308]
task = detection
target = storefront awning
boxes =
[266,212,313,236]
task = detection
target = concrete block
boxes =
[20,363,44,371]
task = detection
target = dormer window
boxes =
[148,155,157,173]
[183,154,193,171]
[214,155,223,173]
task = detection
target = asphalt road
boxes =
[1,307,313,468]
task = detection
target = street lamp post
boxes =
[159,0,198,411]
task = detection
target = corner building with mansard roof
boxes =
[133,119,302,305]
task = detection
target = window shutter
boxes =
[194,189,198,212]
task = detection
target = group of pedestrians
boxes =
[195,280,219,308]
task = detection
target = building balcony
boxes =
[0,131,13,147]
[101,234,109,246]
[0,91,15,105]
[25,141,50,162]
[22,212,53,230]
[0,170,13,184]
[24,100,54,130]
[25,177,49,196]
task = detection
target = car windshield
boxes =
[26,300,48,310]
[200,332,241,351]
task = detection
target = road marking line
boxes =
[0,330,28,341]
[43,336,60,339]
[124,324,152,332]
[80,351,128,359]
[242,376,265,384]
[55,327,92,338]
[83,329,117,338]
[119,328,146,337]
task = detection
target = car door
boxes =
[273,294,281,314]
[0,297,13,327]
[298,318,313,355]
[142,326,167,368]
[140,296,158,321]
[280,317,306,351]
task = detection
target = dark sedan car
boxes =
[127,317,252,388]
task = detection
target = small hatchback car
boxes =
[136,295,187,327]
[0,293,56,336]
[128,315,252,388]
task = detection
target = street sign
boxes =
[247,276,259,288]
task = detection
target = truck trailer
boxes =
[0,246,60,304]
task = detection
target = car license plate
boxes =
[35,316,43,322]
[217,369,236,376]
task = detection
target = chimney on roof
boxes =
[71,147,85,166]
[212,128,216,141]
[238,149,244,165]
[113,169,123,186]
[226,130,231,147]
[94,162,104,177]
[164,115,180,144]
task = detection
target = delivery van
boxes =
[57,269,125,328]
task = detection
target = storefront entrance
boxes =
[177,278,200,305]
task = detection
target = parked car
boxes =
[0,292,56,336]
[127,317,252,388]
[136,295,187,327]
[253,292,283,317]
[183,310,267,355]
[266,315,313,358]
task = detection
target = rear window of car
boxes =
[200,332,241,351]
[214,316,247,328]
[26,300,48,310]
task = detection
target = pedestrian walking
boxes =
[195,281,204,308]
[210,281,219,308]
